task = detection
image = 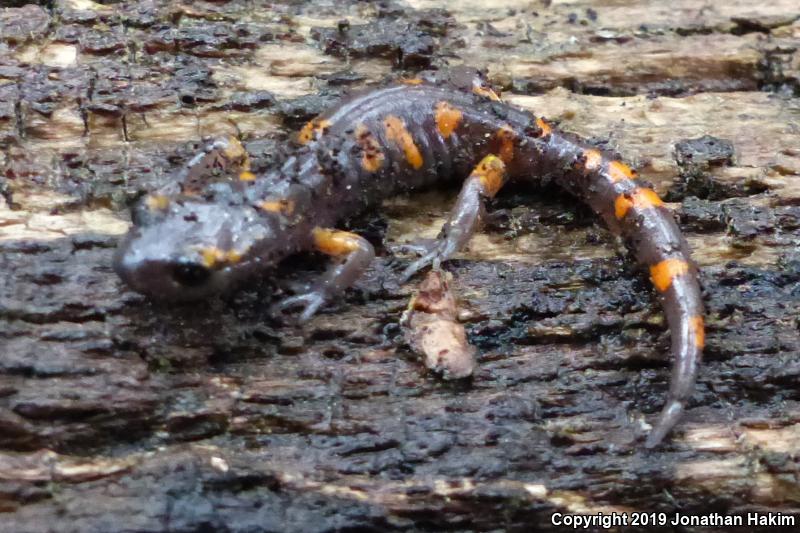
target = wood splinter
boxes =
[400,270,476,379]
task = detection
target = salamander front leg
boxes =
[273,227,375,322]
[401,154,507,281]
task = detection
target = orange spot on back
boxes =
[614,188,664,219]
[400,78,423,85]
[312,227,361,256]
[383,115,424,170]
[471,154,507,198]
[297,119,331,145]
[689,315,705,349]
[535,117,552,137]
[355,123,385,173]
[435,101,463,139]
[583,149,603,172]
[495,125,515,163]
[607,160,637,182]
[239,171,256,182]
[649,258,690,293]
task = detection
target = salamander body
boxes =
[115,69,704,447]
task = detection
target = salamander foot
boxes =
[389,239,438,257]
[400,242,448,283]
[271,290,328,324]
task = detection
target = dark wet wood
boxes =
[1,1,799,531]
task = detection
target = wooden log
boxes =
[1,0,799,530]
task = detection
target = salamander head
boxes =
[114,194,285,301]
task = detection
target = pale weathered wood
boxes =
[1,1,799,531]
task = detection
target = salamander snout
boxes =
[114,232,228,301]
[114,197,274,301]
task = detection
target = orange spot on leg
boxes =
[383,115,423,170]
[649,258,690,293]
[435,101,463,139]
[471,155,507,198]
[312,227,361,256]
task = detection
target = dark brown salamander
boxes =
[114,69,704,447]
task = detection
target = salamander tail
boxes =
[645,399,684,448]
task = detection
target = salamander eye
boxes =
[172,262,211,287]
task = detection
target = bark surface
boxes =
[1,1,800,531]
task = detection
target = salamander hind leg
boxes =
[401,154,507,281]
[272,228,375,323]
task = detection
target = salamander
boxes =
[114,68,704,447]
